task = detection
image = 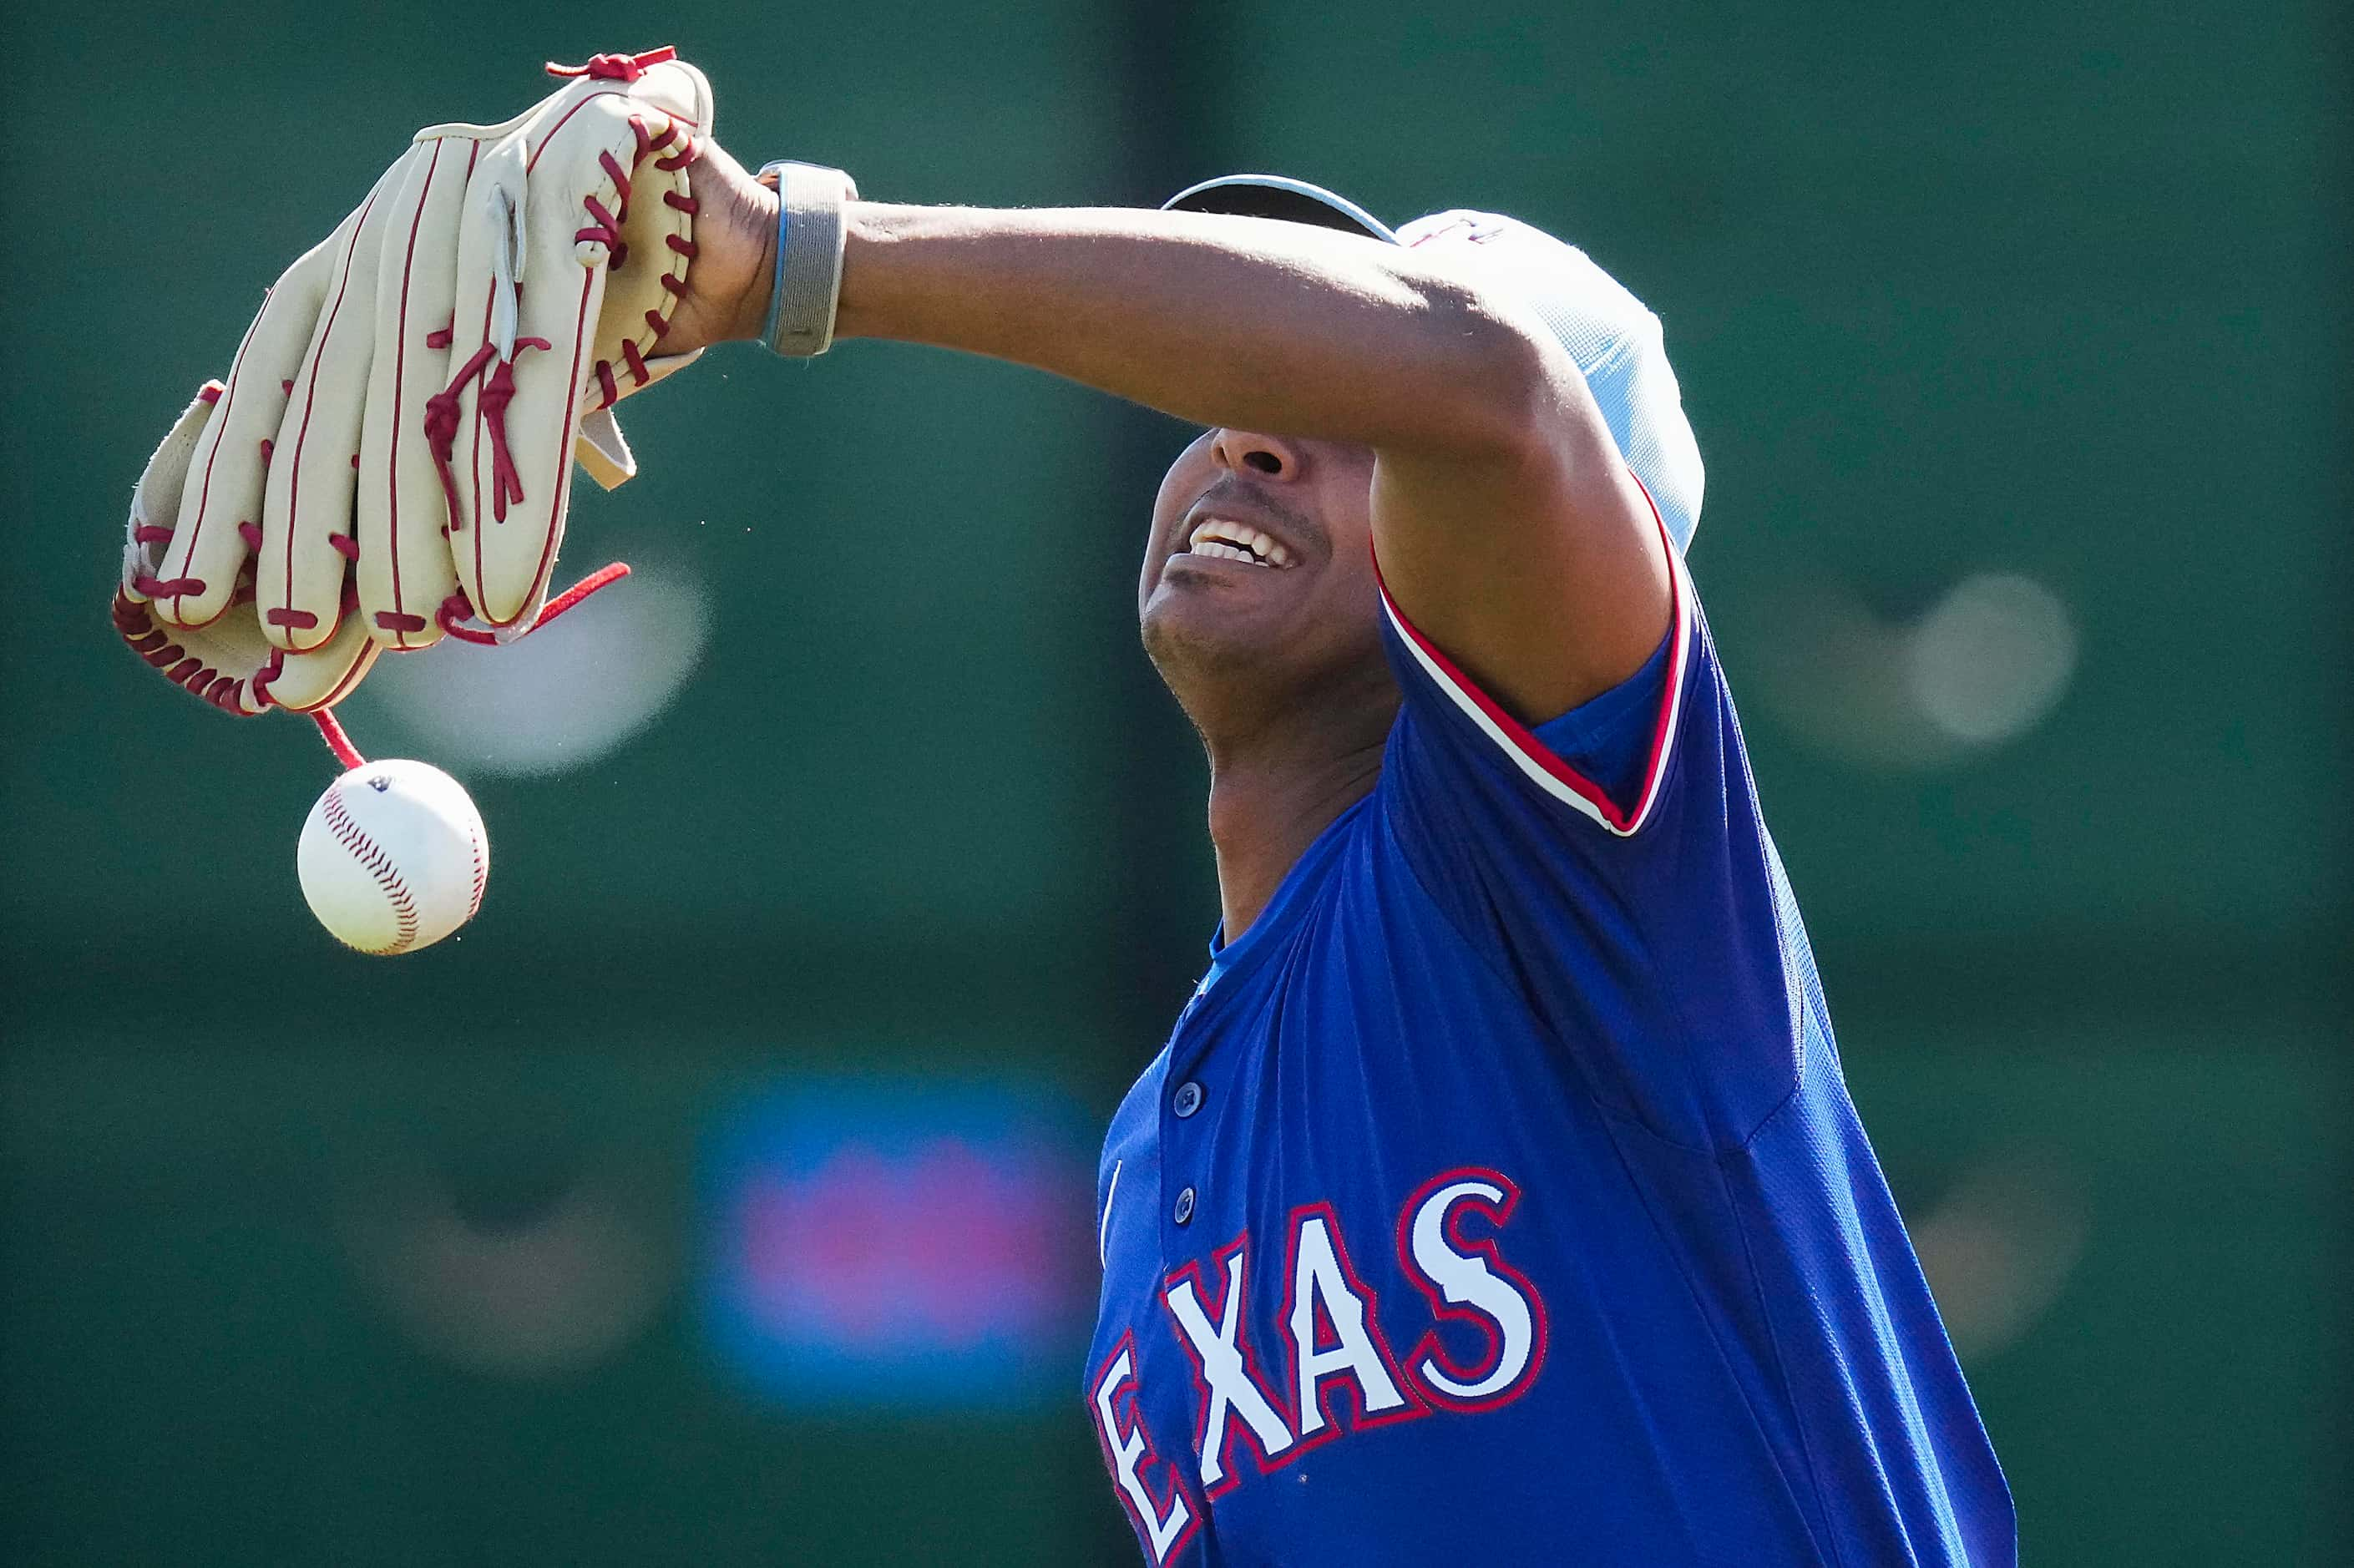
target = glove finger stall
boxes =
[258,158,408,654]
[119,385,376,716]
[444,57,713,634]
[154,241,337,631]
[358,138,470,650]
[443,115,627,633]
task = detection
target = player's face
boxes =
[1139,427,1390,710]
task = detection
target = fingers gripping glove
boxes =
[116,48,712,716]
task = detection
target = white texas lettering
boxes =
[1285,1206,1411,1436]
[1099,1171,1546,1527]
[1399,1171,1547,1409]
[1091,1338,1196,1563]
[1163,1247,1294,1489]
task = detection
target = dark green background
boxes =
[4,1,2345,1563]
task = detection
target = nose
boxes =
[1209,428,1303,481]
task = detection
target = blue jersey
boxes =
[1085,533,2016,1565]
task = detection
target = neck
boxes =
[1202,690,1394,943]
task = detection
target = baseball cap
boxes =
[1163,174,1401,245]
[1162,175,1703,553]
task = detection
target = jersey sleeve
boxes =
[1372,498,1805,1149]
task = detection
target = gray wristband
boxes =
[757,161,858,357]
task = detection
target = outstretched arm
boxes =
[680,146,1671,718]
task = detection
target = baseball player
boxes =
[119,52,2014,1566]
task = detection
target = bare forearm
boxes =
[828,203,1542,453]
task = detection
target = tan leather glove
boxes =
[117,47,713,714]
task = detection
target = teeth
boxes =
[1187,518,1294,567]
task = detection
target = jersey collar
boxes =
[1194,792,1374,1009]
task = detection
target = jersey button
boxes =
[1172,1080,1204,1119]
[1172,1186,1197,1226]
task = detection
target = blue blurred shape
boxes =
[701,1075,1091,1409]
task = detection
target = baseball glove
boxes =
[116,47,713,715]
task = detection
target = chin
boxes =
[1146,588,1316,697]
[1139,589,1282,683]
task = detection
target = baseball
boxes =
[296,760,489,955]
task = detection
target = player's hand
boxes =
[116,47,720,716]
[641,138,778,357]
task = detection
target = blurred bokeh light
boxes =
[701,1077,1091,1409]
[357,559,715,778]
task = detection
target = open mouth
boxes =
[1183,518,1297,569]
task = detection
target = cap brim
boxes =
[1161,175,1399,245]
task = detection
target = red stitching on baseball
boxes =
[464,821,488,919]
[321,787,420,953]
